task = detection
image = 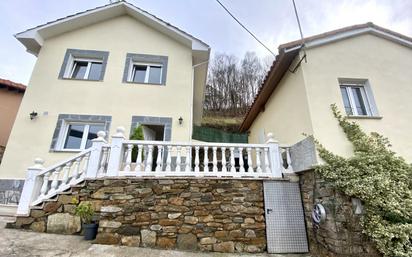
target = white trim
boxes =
[305,27,412,50]
[15,2,209,55]
[340,82,375,117]
[57,121,105,151]
[128,62,163,84]
[64,57,103,80]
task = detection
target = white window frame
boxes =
[64,56,103,80]
[340,84,373,116]
[57,121,104,151]
[127,62,163,84]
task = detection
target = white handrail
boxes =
[123,139,269,149]
[37,148,94,176]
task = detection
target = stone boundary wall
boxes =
[13,178,266,253]
[299,170,381,257]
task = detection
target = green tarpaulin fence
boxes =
[192,126,248,143]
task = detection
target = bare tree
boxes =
[204,52,270,116]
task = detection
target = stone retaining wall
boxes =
[299,170,381,257]
[13,178,266,253]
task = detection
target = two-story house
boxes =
[0,1,209,207]
[240,23,412,170]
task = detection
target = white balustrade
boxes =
[17,148,93,215]
[115,132,282,179]
[17,127,285,216]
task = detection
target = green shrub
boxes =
[130,125,144,161]
[72,198,94,224]
[312,104,412,257]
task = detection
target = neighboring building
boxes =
[0,79,26,161]
[0,1,209,204]
[240,23,412,168]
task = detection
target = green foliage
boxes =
[130,125,144,161]
[72,198,94,224]
[313,104,412,257]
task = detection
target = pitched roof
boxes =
[15,1,209,57]
[0,78,26,93]
[239,22,412,132]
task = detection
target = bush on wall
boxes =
[312,104,412,257]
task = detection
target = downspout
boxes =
[190,60,209,142]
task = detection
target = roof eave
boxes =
[239,48,300,132]
[15,1,209,56]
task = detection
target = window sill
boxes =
[347,115,383,120]
[50,149,83,153]
[60,77,103,82]
[124,81,165,86]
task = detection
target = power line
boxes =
[292,0,304,42]
[215,0,277,57]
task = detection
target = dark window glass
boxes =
[88,62,103,80]
[85,124,105,148]
[71,61,88,79]
[132,65,147,83]
[340,87,353,115]
[64,124,85,149]
[352,87,367,115]
[148,66,162,84]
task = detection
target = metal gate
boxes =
[263,181,308,253]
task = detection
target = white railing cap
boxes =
[29,158,45,170]
[266,133,278,144]
[112,126,126,139]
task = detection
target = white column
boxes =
[221,147,227,173]
[105,127,125,177]
[124,144,133,172]
[266,133,282,178]
[194,146,200,173]
[185,146,191,172]
[212,147,218,172]
[175,146,181,172]
[16,158,44,216]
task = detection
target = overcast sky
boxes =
[0,0,411,84]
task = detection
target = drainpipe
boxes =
[190,60,209,142]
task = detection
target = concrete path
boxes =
[0,217,310,257]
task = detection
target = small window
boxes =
[340,84,372,116]
[61,123,105,150]
[128,63,163,84]
[69,59,103,80]
[59,49,109,81]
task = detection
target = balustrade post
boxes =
[86,130,108,178]
[106,127,126,177]
[266,133,282,178]
[16,158,44,216]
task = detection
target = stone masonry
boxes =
[13,178,266,253]
[299,170,381,257]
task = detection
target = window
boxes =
[70,60,103,80]
[62,123,105,150]
[58,49,109,81]
[123,53,168,85]
[50,114,112,151]
[129,63,163,84]
[340,84,372,116]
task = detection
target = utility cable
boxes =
[215,0,277,57]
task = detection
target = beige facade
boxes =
[248,31,412,163]
[249,64,313,145]
[0,5,209,180]
[0,89,24,147]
